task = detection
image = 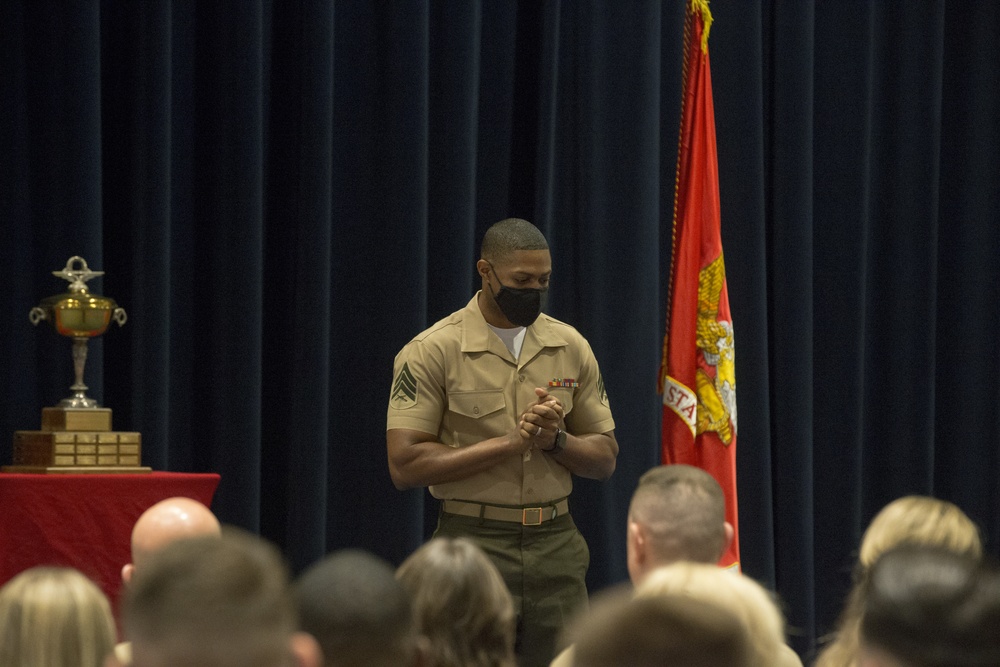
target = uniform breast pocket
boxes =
[446,389,507,446]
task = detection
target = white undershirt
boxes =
[488,324,527,359]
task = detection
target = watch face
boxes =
[555,429,567,451]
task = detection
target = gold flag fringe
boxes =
[690,0,713,52]
[662,0,716,393]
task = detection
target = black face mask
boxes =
[487,263,548,327]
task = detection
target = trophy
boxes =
[4,256,150,473]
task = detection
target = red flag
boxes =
[659,0,740,570]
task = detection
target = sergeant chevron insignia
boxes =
[390,363,418,409]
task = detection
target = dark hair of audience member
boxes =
[295,549,422,667]
[815,495,983,667]
[859,544,1000,667]
[396,537,516,667]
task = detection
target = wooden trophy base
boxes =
[4,408,151,474]
[3,466,153,474]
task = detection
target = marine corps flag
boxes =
[659,0,740,570]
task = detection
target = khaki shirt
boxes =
[387,293,615,505]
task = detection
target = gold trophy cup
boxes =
[5,257,150,473]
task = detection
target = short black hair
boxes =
[294,550,418,667]
[480,218,548,263]
[860,544,1000,667]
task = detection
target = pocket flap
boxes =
[449,390,506,419]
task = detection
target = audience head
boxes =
[858,495,982,569]
[121,528,319,667]
[0,566,117,667]
[636,561,792,666]
[858,544,1000,667]
[816,495,983,667]
[626,464,733,583]
[397,537,515,667]
[569,588,753,667]
[295,549,425,667]
[123,496,221,583]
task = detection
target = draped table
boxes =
[0,471,220,611]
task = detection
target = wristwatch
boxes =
[545,428,567,454]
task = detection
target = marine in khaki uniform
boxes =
[387,218,617,667]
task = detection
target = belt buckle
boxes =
[522,507,543,526]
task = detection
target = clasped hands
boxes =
[516,387,564,452]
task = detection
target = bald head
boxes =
[124,498,221,583]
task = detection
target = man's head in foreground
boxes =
[626,464,733,583]
[121,528,319,667]
[122,496,221,584]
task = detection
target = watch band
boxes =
[546,428,567,454]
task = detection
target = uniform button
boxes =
[526,488,534,495]
[473,406,479,414]
[518,374,525,382]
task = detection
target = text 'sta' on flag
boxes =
[659,0,740,571]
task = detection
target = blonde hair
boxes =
[0,567,117,667]
[571,591,754,667]
[397,538,516,667]
[815,495,983,667]
[858,496,982,567]
[636,562,789,667]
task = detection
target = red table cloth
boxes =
[0,471,220,612]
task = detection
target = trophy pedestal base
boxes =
[1,465,152,474]
[42,407,113,432]
[9,430,149,474]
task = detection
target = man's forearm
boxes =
[545,432,618,480]
[387,430,526,490]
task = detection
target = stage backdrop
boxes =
[2,1,998,660]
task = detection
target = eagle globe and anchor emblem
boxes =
[694,255,737,444]
[664,254,738,444]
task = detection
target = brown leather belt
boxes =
[441,498,569,526]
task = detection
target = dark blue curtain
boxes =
[3,1,999,660]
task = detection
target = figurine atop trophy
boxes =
[30,256,127,410]
[5,256,150,473]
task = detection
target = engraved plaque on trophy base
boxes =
[4,430,151,474]
[5,405,151,474]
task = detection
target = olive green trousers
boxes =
[434,509,590,667]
